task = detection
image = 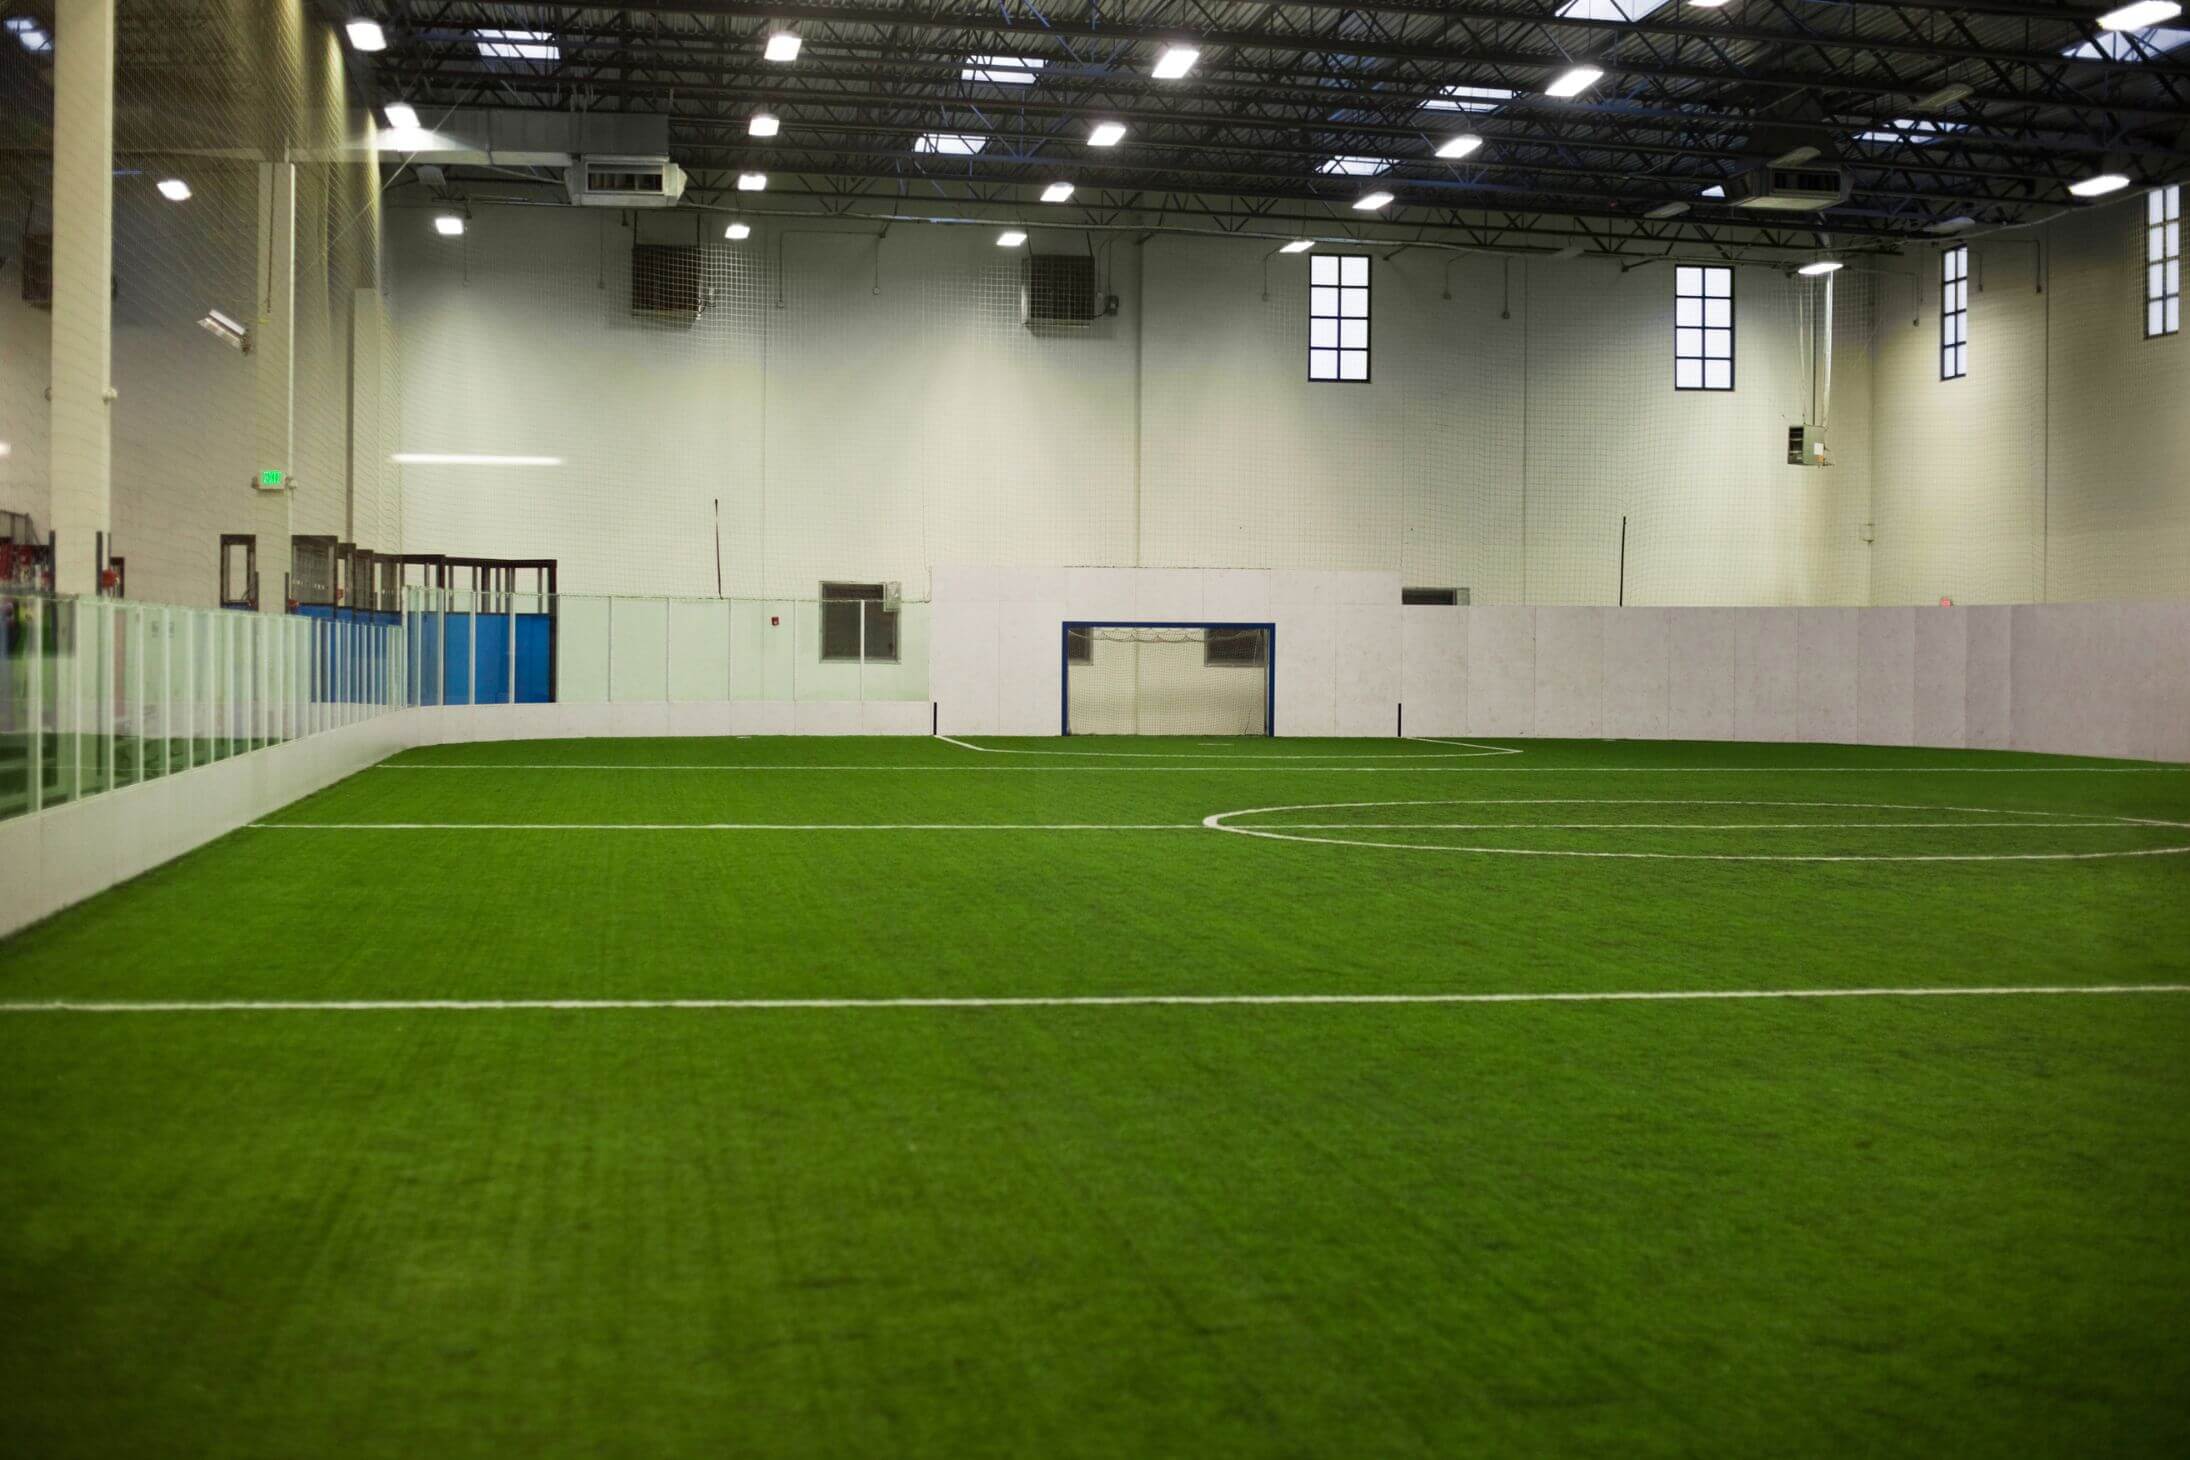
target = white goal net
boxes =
[1064,626,1271,736]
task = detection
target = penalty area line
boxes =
[5,986,2189,1014]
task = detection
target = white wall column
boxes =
[250,159,297,609]
[46,0,116,595]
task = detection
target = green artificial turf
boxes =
[3,735,2189,1457]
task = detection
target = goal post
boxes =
[1061,622,1276,736]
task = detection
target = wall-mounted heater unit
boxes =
[567,156,688,208]
[632,245,704,321]
[1787,425,1830,467]
[1725,165,1850,212]
[1023,253,1102,327]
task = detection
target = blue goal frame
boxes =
[1061,621,1277,737]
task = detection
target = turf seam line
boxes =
[6,987,2189,1014]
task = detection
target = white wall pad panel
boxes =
[928,565,999,603]
[1601,609,1672,742]
[1273,610,1340,737]
[1465,606,1537,738]
[929,600,1001,737]
[1132,568,1210,622]
[2021,602,2141,761]
[859,702,936,736]
[996,610,1067,735]
[728,702,797,737]
[792,701,867,737]
[1268,570,1342,607]
[1666,609,1738,742]
[1399,606,1469,737]
[1911,609,1970,750]
[1963,606,2014,750]
[0,815,50,935]
[1064,567,1138,623]
[1795,609,1860,745]
[1200,569,1274,625]
[2137,601,2190,764]
[1734,610,1800,743]
[1335,605,1404,737]
[1533,608,1606,739]
[992,568,1072,604]
[666,702,739,738]
[1855,607,1917,747]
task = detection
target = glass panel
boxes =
[1339,255,1367,285]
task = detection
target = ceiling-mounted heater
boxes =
[1724,165,1850,211]
[567,155,688,208]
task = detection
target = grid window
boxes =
[1941,245,1969,379]
[1309,254,1370,381]
[1673,266,1733,390]
[819,582,900,663]
[2149,185,2181,339]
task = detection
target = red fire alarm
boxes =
[770,614,780,626]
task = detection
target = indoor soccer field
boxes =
[5,734,2189,1458]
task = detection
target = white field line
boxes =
[5,985,2189,1015]
[250,820,2178,833]
[370,763,2188,774]
[251,822,1203,831]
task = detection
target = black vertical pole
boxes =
[1617,515,1628,607]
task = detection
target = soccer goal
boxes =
[1062,622,1275,736]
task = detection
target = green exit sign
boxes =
[255,469,287,491]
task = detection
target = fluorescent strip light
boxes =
[737,172,767,191]
[156,178,192,202]
[1152,45,1199,79]
[391,454,562,467]
[997,230,1028,247]
[1317,155,1389,176]
[1926,215,1977,234]
[1797,260,1844,275]
[749,113,780,137]
[2099,1,2181,30]
[1088,121,1127,146]
[764,31,801,62]
[1353,190,1395,210]
[0,441,10,457]
[1689,0,1730,7]
[383,102,419,131]
[1772,146,1821,166]
[1279,240,1315,253]
[725,223,751,240]
[1546,65,1604,98]
[1041,181,1075,203]
[346,19,386,52]
[2069,172,2131,197]
[203,308,248,336]
[1435,134,1484,160]
[433,215,464,236]
[6,18,51,51]
[1646,201,1689,219]
[1912,82,1974,110]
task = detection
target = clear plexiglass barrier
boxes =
[0,592,405,823]
[401,589,931,709]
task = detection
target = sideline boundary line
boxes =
[370,763,2186,774]
[932,733,1522,761]
[5,986,2188,1014]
